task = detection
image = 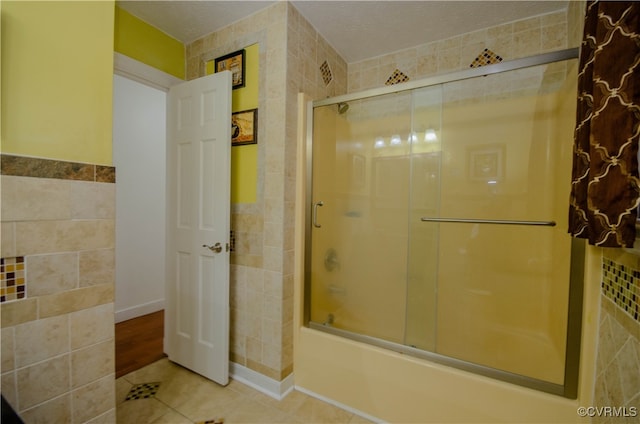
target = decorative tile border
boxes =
[1,154,115,183]
[602,258,640,322]
[1,257,26,303]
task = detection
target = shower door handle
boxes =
[313,201,324,228]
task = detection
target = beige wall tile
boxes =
[71,340,115,388]
[26,253,79,296]
[1,371,17,407]
[71,374,115,423]
[15,219,114,256]
[70,303,114,349]
[86,408,116,424]
[71,181,115,219]
[246,358,279,381]
[1,298,38,328]
[513,27,542,59]
[246,311,263,340]
[616,338,640,403]
[79,248,115,287]
[17,354,70,410]
[1,176,71,222]
[1,222,16,257]
[15,315,69,368]
[39,284,114,319]
[542,23,567,51]
[20,394,71,424]
[1,327,15,372]
[604,357,625,406]
[246,336,262,363]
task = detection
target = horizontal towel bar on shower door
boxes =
[420,217,556,226]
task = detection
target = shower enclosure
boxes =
[304,49,583,397]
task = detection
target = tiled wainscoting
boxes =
[593,251,640,421]
[0,154,116,422]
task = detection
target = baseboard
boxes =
[294,385,385,424]
[115,300,164,323]
[229,362,294,400]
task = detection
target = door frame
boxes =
[114,53,182,92]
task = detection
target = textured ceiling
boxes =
[117,0,569,63]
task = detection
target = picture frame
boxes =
[231,109,258,146]
[214,49,245,89]
[468,144,505,182]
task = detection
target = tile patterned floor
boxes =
[116,358,374,424]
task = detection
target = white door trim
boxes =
[114,52,183,92]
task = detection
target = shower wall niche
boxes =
[305,49,583,397]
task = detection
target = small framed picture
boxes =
[468,144,505,182]
[214,49,245,89]
[231,109,257,146]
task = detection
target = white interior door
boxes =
[165,71,232,385]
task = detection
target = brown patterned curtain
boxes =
[568,1,640,247]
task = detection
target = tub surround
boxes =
[1,154,116,422]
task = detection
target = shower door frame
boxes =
[303,48,584,398]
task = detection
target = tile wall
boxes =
[594,251,640,422]
[185,2,346,382]
[0,154,116,422]
[347,8,571,93]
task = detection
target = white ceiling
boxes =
[117,0,569,63]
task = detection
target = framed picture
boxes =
[214,49,245,89]
[231,109,258,146]
[468,144,505,182]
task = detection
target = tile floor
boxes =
[116,358,374,424]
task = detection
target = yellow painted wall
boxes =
[1,1,115,165]
[207,44,259,204]
[114,6,184,79]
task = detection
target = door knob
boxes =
[203,242,223,253]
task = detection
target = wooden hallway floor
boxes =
[115,310,166,378]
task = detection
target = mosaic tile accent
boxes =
[602,258,640,321]
[385,69,410,86]
[470,48,503,68]
[125,382,161,400]
[0,154,116,183]
[320,60,333,86]
[0,257,26,303]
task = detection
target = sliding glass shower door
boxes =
[306,53,581,396]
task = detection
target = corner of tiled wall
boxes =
[0,154,116,422]
[593,250,640,421]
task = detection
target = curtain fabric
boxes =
[569,1,640,247]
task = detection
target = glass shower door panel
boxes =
[405,85,443,350]
[310,92,413,344]
[432,61,576,384]
[435,224,570,384]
